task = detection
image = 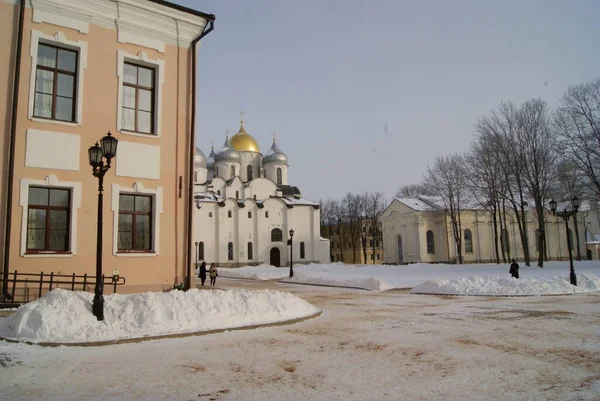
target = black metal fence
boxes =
[0,271,126,308]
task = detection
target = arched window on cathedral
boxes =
[230,166,235,179]
[464,229,473,253]
[217,190,221,196]
[247,165,253,181]
[276,168,282,185]
[198,241,204,260]
[271,228,283,242]
[247,242,253,260]
[228,210,232,218]
[236,191,239,199]
[194,170,198,183]
[228,242,234,260]
[426,230,435,254]
[300,242,305,259]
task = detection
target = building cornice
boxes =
[18,0,212,48]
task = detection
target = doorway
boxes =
[397,235,403,264]
[270,247,281,267]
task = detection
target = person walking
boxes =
[198,261,207,286]
[209,263,218,286]
[509,259,520,279]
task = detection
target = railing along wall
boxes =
[0,271,126,308]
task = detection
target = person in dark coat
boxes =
[509,259,520,279]
[198,261,207,286]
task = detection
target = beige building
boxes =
[380,197,586,265]
[1,0,214,300]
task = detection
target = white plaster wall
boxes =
[247,178,277,201]
[239,152,262,182]
[194,167,207,184]
[263,164,288,185]
[226,178,244,200]
[214,161,240,180]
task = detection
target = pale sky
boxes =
[186,0,600,202]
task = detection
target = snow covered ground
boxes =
[0,279,598,401]
[219,261,600,294]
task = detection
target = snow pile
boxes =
[219,263,288,280]
[410,273,600,296]
[0,288,319,344]
[284,269,392,291]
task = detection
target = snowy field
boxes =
[0,279,598,401]
[218,261,600,295]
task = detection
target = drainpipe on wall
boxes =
[2,0,26,301]
[185,16,214,290]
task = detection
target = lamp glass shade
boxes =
[101,132,118,160]
[571,196,580,210]
[549,199,557,213]
[289,229,295,237]
[88,143,103,167]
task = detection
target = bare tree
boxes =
[425,154,467,264]
[395,184,433,198]
[466,136,503,263]
[476,102,531,266]
[554,79,600,196]
[517,98,557,268]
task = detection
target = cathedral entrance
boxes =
[397,235,403,264]
[270,247,281,267]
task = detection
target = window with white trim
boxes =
[26,187,71,252]
[28,31,87,126]
[118,194,152,252]
[121,63,155,134]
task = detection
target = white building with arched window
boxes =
[192,117,330,267]
[380,196,586,264]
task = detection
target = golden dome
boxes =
[229,122,260,153]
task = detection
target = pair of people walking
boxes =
[198,262,218,286]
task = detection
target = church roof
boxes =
[229,121,260,153]
[262,139,288,165]
[194,147,207,168]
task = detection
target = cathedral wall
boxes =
[239,152,261,182]
[248,178,277,201]
[215,161,240,180]
[263,164,288,185]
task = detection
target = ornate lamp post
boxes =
[88,132,118,321]
[288,229,295,278]
[549,196,579,286]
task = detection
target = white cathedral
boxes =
[193,117,330,267]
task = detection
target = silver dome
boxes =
[194,147,207,168]
[207,147,215,170]
[262,141,288,165]
[214,138,241,163]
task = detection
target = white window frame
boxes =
[112,182,163,257]
[116,50,165,138]
[19,175,82,257]
[28,30,88,126]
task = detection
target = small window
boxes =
[217,190,221,196]
[369,239,374,247]
[34,44,78,122]
[247,242,253,260]
[501,229,510,253]
[248,211,252,218]
[230,165,235,179]
[300,241,305,259]
[228,210,232,218]
[253,195,257,200]
[118,194,153,251]
[348,241,352,248]
[26,187,71,252]
[209,212,213,218]
[271,228,283,242]
[266,211,269,218]
[228,242,234,260]
[194,170,198,183]
[464,229,473,253]
[377,253,380,260]
[371,254,374,261]
[121,63,155,134]
[236,191,239,199]
[247,165,253,181]
[277,167,282,185]
[426,230,435,254]
[198,241,204,260]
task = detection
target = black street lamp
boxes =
[288,229,295,278]
[88,132,118,321]
[549,196,580,286]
